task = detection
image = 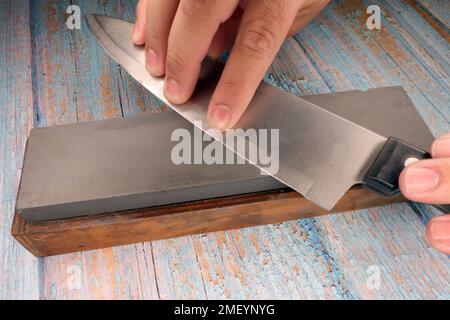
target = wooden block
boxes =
[12,87,428,257]
[16,87,432,223]
[12,186,404,257]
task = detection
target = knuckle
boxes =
[238,21,277,59]
[268,0,291,19]
[237,1,290,59]
[145,23,163,44]
[180,0,215,20]
[166,49,187,74]
[218,79,239,92]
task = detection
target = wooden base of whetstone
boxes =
[13,88,429,256]
[12,186,404,257]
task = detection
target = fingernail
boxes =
[432,135,450,157]
[403,167,440,194]
[165,78,184,103]
[427,216,450,253]
[146,49,159,74]
[209,104,232,130]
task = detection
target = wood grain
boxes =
[28,0,161,300]
[0,0,40,299]
[1,0,449,299]
[416,0,450,29]
[34,0,450,300]
[12,188,405,257]
[291,0,450,299]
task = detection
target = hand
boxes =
[399,133,450,254]
[132,0,330,130]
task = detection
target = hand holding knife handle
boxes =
[363,137,450,213]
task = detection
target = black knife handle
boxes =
[363,137,429,196]
[363,137,449,213]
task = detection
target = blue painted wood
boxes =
[1,0,449,299]
[29,0,161,299]
[294,0,449,136]
[291,0,450,298]
[417,0,450,29]
[0,0,40,299]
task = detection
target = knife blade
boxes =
[86,14,448,211]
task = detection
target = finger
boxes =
[164,0,239,104]
[427,215,450,254]
[207,0,300,130]
[132,0,147,45]
[399,158,450,204]
[431,133,450,158]
[288,0,330,36]
[145,0,179,76]
[208,8,242,59]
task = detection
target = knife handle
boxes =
[362,137,449,213]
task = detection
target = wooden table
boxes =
[1,0,449,299]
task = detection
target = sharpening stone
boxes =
[16,87,434,222]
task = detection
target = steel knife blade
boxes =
[86,14,446,211]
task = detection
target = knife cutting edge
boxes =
[86,14,449,212]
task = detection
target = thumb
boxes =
[399,158,450,205]
[399,133,450,254]
[400,158,450,253]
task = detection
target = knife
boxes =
[87,14,449,212]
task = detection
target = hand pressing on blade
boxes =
[400,133,450,254]
[132,0,330,130]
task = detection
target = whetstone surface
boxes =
[16,87,434,222]
[17,112,284,221]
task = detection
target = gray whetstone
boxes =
[16,87,434,221]
[18,112,285,222]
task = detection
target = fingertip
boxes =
[132,24,145,45]
[145,47,164,76]
[431,133,450,158]
[398,168,409,199]
[164,78,190,105]
[207,104,232,131]
[133,0,147,45]
[398,163,440,200]
[427,215,450,254]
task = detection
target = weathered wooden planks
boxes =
[35,0,450,300]
[417,0,450,30]
[2,0,449,299]
[29,0,161,299]
[291,0,450,298]
[295,0,449,136]
[0,0,40,299]
[29,0,160,127]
